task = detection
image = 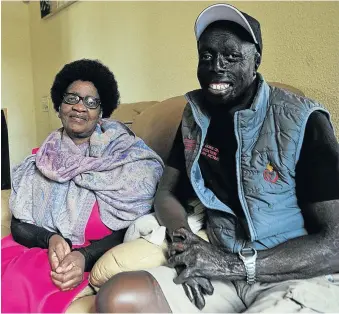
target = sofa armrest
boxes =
[89,238,168,288]
[1,190,12,238]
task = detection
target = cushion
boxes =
[89,230,209,288]
[131,95,187,163]
[110,101,158,125]
[89,238,168,288]
[269,82,305,96]
[1,189,11,238]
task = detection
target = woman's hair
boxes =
[51,59,120,118]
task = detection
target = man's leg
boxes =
[241,275,339,313]
[96,271,171,313]
[96,266,245,313]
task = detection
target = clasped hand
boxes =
[48,234,85,291]
[168,228,226,309]
[168,227,225,282]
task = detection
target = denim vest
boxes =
[182,74,331,252]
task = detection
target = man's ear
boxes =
[254,52,261,71]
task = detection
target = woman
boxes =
[1,59,164,313]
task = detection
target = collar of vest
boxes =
[185,73,270,116]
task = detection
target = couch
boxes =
[1,82,305,312]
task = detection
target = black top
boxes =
[168,110,339,214]
[11,216,126,272]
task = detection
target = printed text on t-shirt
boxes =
[201,144,219,161]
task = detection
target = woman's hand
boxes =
[51,251,85,291]
[48,234,71,271]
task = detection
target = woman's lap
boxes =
[1,235,89,313]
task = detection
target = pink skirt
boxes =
[1,202,112,313]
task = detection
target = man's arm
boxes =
[155,124,215,310]
[170,200,339,283]
[155,122,194,237]
[155,166,215,310]
[154,166,192,237]
[257,200,339,281]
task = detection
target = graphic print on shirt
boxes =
[201,144,220,161]
[183,138,196,152]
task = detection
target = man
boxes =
[96,3,339,312]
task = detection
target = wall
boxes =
[1,1,37,168]
[4,1,339,147]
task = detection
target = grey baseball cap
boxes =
[195,3,263,53]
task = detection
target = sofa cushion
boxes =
[269,82,305,96]
[89,238,168,288]
[110,101,158,125]
[131,96,187,163]
[1,189,11,238]
[89,230,209,288]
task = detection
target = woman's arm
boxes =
[73,228,127,272]
[10,216,71,249]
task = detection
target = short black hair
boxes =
[51,59,120,118]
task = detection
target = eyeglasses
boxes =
[62,93,101,109]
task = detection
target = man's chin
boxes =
[203,89,234,106]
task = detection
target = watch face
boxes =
[240,248,257,258]
[242,252,253,258]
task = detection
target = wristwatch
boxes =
[238,247,257,285]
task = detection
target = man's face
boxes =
[197,25,258,106]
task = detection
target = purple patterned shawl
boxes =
[10,119,164,245]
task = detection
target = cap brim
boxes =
[195,4,258,44]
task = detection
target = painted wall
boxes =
[1,1,37,168]
[3,1,339,149]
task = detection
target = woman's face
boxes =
[59,80,101,144]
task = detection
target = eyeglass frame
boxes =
[62,92,101,110]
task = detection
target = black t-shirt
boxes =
[167,110,339,212]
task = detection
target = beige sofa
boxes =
[1,83,304,312]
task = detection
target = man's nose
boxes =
[213,54,227,73]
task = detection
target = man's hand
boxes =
[51,251,85,291]
[183,277,214,310]
[168,228,244,284]
[48,234,71,271]
[169,228,215,310]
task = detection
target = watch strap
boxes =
[239,247,257,285]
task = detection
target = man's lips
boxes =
[208,82,232,95]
